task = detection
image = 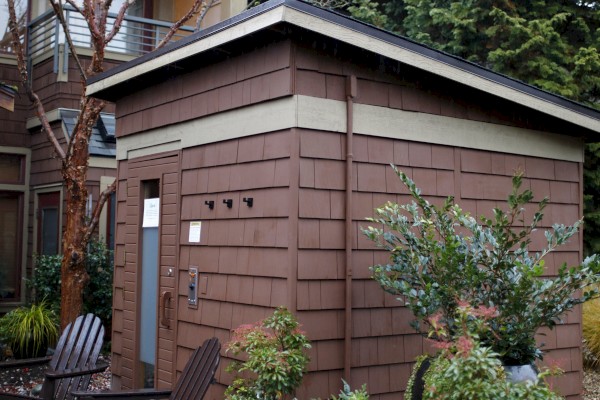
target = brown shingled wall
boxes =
[109,36,585,400]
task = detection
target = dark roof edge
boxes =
[87,0,600,124]
[87,0,288,86]
[285,0,600,121]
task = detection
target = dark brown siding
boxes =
[30,55,117,117]
[115,40,293,138]
[176,131,293,398]
[294,39,580,136]
[0,61,28,148]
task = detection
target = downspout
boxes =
[344,75,357,382]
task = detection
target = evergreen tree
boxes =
[343,0,600,253]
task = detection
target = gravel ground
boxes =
[0,354,111,396]
[584,369,600,400]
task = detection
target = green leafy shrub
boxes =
[409,303,563,400]
[0,300,59,359]
[331,380,369,400]
[364,167,600,365]
[225,307,311,400]
[28,238,114,328]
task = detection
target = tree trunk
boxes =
[60,165,90,328]
[59,97,103,329]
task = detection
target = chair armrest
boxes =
[45,362,109,380]
[71,388,172,400]
[0,356,52,369]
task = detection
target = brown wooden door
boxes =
[125,153,180,390]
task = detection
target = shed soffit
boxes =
[86,0,600,134]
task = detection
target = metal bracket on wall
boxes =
[188,267,198,306]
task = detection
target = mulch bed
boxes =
[0,354,111,396]
[2,357,600,399]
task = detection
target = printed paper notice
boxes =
[142,198,160,227]
[189,221,202,243]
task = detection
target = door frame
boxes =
[129,152,180,389]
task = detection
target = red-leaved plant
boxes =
[225,307,311,400]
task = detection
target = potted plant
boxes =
[225,306,311,400]
[0,300,59,359]
[405,302,564,399]
[363,167,600,369]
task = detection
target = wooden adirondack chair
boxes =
[0,313,107,400]
[72,337,221,400]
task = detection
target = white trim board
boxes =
[116,95,583,162]
[87,2,600,134]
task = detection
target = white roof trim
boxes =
[86,7,285,96]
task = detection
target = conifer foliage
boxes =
[341,0,600,253]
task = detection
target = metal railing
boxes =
[26,4,195,74]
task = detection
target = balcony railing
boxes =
[27,4,195,74]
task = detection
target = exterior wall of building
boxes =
[0,50,118,308]
[29,53,118,116]
[0,55,31,310]
[109,38,586,399]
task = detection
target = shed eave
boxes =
[87,0,600,134]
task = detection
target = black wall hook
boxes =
[243,197,254,207]
[223,199,233,208]
[204,200,214,210]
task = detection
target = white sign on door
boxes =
[142,198,160,228]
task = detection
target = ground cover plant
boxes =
[364,167,600,365]
[225,307,311,400]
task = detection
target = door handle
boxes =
[160,290,172,328]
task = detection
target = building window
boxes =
[38,192,60,255]
[0,192,23,300]
[0,153,24,184]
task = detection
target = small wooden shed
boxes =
[88,1,600,398]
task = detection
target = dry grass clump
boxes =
[583,293,600,368]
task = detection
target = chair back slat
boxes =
[170,337,221,400]
[42,314,105,400]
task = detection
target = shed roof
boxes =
[87,0,600,134]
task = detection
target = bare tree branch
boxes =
[156,0,203,49]
[105,0,132,44]
[7,0,66,160]
[196,0,218,31]
[84,179,117,244]
[64,0,84,15]
[49,0,87,80]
